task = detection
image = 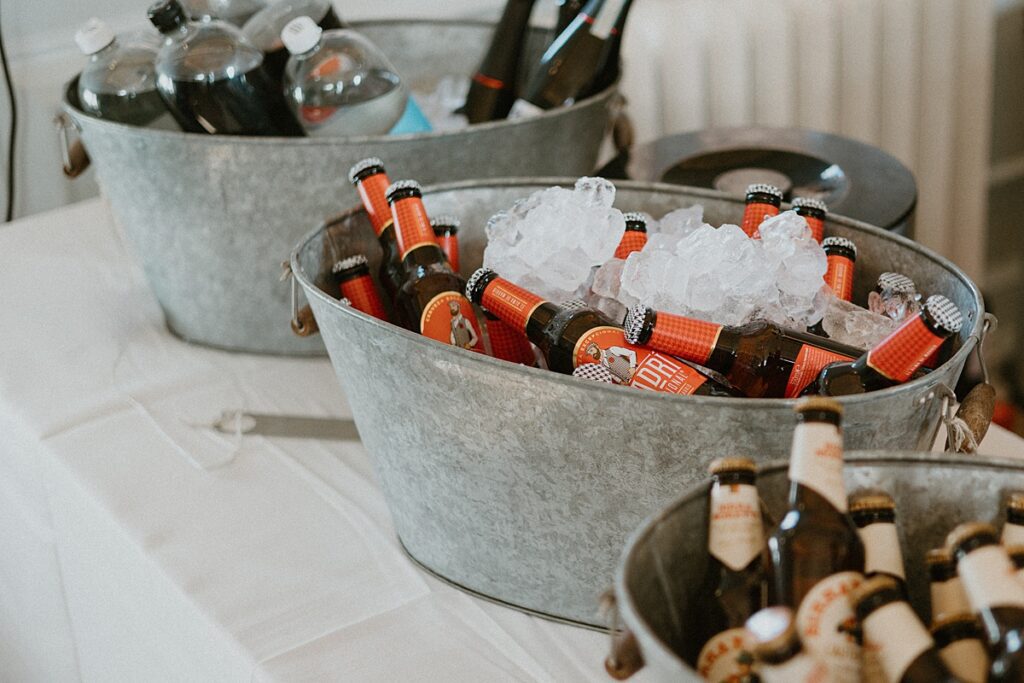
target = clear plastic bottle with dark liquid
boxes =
[242,0,343,88]
[148,0,303,136]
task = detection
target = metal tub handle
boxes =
[599,590,644,679]
[934,313,998,453]
[54,113,91,178]
[283,260,320,337]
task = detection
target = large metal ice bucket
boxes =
[614,452,1024,681]
[58,20,618,355]
[290,179,985,627]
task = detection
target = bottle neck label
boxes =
[741,203,779,238]
[708,482,763,570]
[339,273,388,322]
[419,292,482,352]
[1002,521,1024,546]
[866,315,945,381]
[859,522,906,580]
[784,345,855,398]
[356,173,394,238]
[436,234,459,272]
[825,254,855,302]
[573,326,709,395]
[804,216,825,244]
[483,316,536,366]
[696,628,753,682]
[959,545,1024,611]
[930,576,969,622]
[939,637,989,683]
[392,196,437,260]
[647,312,722,365]
[590,0,628,39]
[613,230,647,259]
[760,653,830,683]
[862,602,933,683]
[480,278,545,333]
[796,571,864,683]
[788,422,847,512]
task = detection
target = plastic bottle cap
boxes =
[280,16,322,55]
[75,18,116,55]
[148,0,187,33]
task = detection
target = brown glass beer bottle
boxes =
[483,311,537,366]
[947,522,1024,683]
[745,606,830,683]
[792,197,828,244]
[692,457,767,680]
[821,237,857,302]
[850,493,906,591]
[849,576,961,683]
[926,548,971,624]
[465,268,739,395]
[741,183,783,238]
[430,215,460,273]
[613,212,648,259]
[331,254,388,321]
[348,157,404,299]
[624,305,864,398]
[931,614,989,683]
[385,180,482,351]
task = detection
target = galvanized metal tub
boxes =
[614,452,1024,682]
[59,20,618,355]
[290,179,985,627]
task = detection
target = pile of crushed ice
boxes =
[412,76,471,132]
[483,177,832,329]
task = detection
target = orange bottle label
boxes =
[825,254,855,302]
[784,344,855,398]
[355,171,394,238]
[392,196,438,260]
[419,291,482,352]
[480,278,545,332]
[805,215,825,243]
[613,231,648,259]
[741,202,779,238]
[339,274,388,322]
[437,233,460,272]
[573,326,709,395]
[867,315,944,381]
[485,316,536,366]
[647,312,722,365]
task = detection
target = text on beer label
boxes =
[825,255,855,302]
[796,571,864,683]
[784,345,854,398]
[355,172,393,237]
[708,483,763,570]
[391,196,437,260]
[572,327,708,395]
[696,628,753,682]
[788,422,847,512]
[481,279,544,332]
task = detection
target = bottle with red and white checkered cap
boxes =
[791,197,828,244]
[331,254,388,322]
[807,294,963,396]
[741,183,783,238]
[348,157,404,299]
[623,304,866,398]
[613,212,648,259]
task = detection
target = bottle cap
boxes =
[148,0,187,33]
[75,18,116,55]
[572,363,615,383]
[925,547,953,567]
[280,16,322,55]
[745,183,784,201]
[331,254,369,275]
[622,212,648,232]
[385,179,422,204]
[1006,544,1024,564]
[849,492,896,513]
[1008,492,1024,512]
[623,303,651,345]
[745,607,797,659]
[348,157,385,185]
[792,197,828,213]
[560,298,588,312]
[875,272,917,295]
[923,295,963,334]
[708,457,757,475]
[946,521,998,557]
[465,267,496,304]
[848,574,901,613]
[794,396,843,418]
[821,236,857,257]
[430,215,461,233]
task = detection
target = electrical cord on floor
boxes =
[0,18,16,222]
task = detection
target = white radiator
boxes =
[618,0,994,281]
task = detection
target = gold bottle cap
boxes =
[1005,544,1024,560]
[1007,492,1024,512]
[848,575,901,610]
[708,457,757,475]
[930,613,981,639]
[946,522,998,555]
[924,547,953,567]
[794,397,843,417]
[849,492,896,514]
[745,606,797,659]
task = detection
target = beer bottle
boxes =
[810,295,964,396]
[947,522,1024,682]
[483,311,538,366]
[585,0,630,96]
[331,254,388,321]
[822,237,857,303]
[850,492,906,591]
[613,212,648,259]
[693,457,767,681]
[868,272,920,323]
[465,268,739,395]
[385,180,482,351]
[430,215,461,273]
[555,0,585,35]
[741,183,783,238]
[926,548,971,624]
[849,575,961,683]
[623,304,864,398]
[572,362,612,382]
[348,158,403,299]
[931,614,990,683]
[462,0,537,123]
[1008,544,1024,581]
[746,606,830,683]
[768,398,865,683]
[510,0,633,117]
[792,197,828,244]
[1002,492,1024,546]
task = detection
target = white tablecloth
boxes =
[2,199,1021,682]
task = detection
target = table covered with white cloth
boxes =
[2,199,1020,681]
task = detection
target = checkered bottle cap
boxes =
[348,157,384,184]
[623,304,650,344]
[791,197,828,213]
[821,236,856,257]
[923,295,963,334]
[746,183,784,200]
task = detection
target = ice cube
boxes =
[821,296,896,349]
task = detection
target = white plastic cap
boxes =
[281,16,322,55]
[75,18,116,55]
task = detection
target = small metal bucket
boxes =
[613,452,1024,682]
[290,180,986,627]
[57,20,619,355]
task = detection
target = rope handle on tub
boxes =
[599,589,644,679]
[54,113,91,178]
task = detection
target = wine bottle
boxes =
[462,0,537,123]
